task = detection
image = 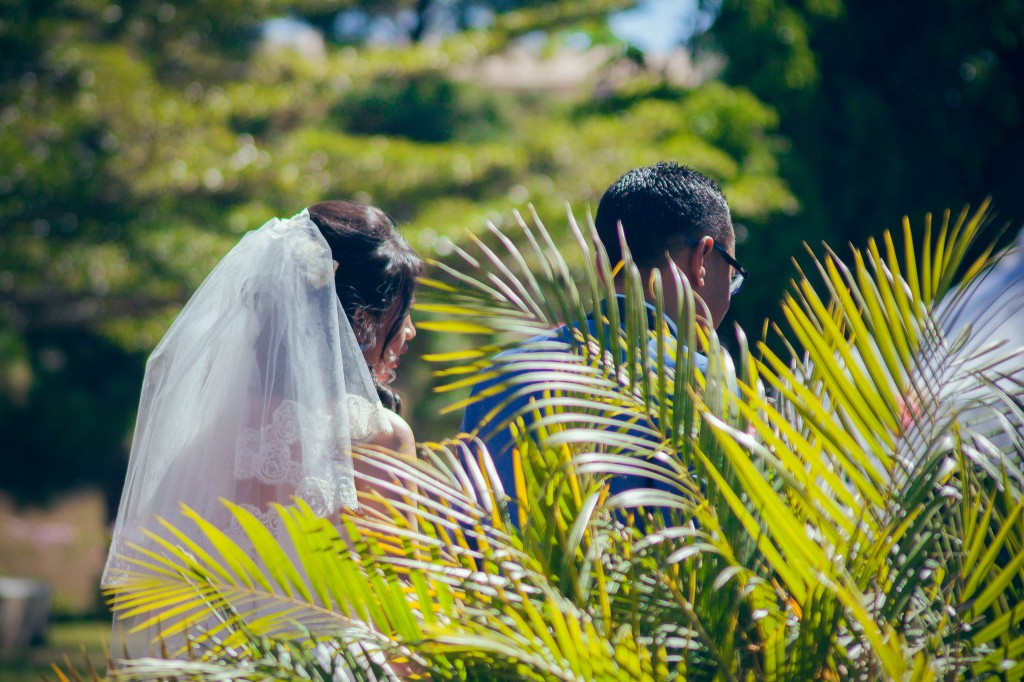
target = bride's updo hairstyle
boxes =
[308,199,422,413]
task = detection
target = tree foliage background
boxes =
[1,0,1021,530]
[700,0,1024,261]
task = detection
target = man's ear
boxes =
[686,236,713,288]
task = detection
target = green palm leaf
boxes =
[96,201,1024,681]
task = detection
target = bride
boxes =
[101,199,422,657]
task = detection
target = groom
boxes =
[460,161,744,501]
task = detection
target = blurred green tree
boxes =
[697,0,1024,249]
[0,0,792,515]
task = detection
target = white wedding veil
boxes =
[102,210,391,648]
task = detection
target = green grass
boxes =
[0,619,109,682]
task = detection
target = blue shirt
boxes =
[459,295,707,512]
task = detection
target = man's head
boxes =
[595,161,739,329]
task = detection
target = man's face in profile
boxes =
[662,232,737,331]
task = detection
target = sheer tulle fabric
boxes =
[102,210,390,654]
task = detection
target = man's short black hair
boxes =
[595,161,732,268]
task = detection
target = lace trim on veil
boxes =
[229,396,390,540]
[348,394,391,442]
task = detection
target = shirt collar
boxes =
[593,294,679,338]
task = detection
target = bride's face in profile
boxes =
[361,305,417,385]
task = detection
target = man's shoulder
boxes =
[489,326,575,362]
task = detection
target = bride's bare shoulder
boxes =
[379,410,415,454]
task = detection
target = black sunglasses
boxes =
[685,238,748,295]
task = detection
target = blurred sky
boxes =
[610,0,705,54]
[265,0,704,54]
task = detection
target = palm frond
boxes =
[99,202,1024,680]
[416,202,1024,678]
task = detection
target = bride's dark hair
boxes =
[308,199,422,413]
